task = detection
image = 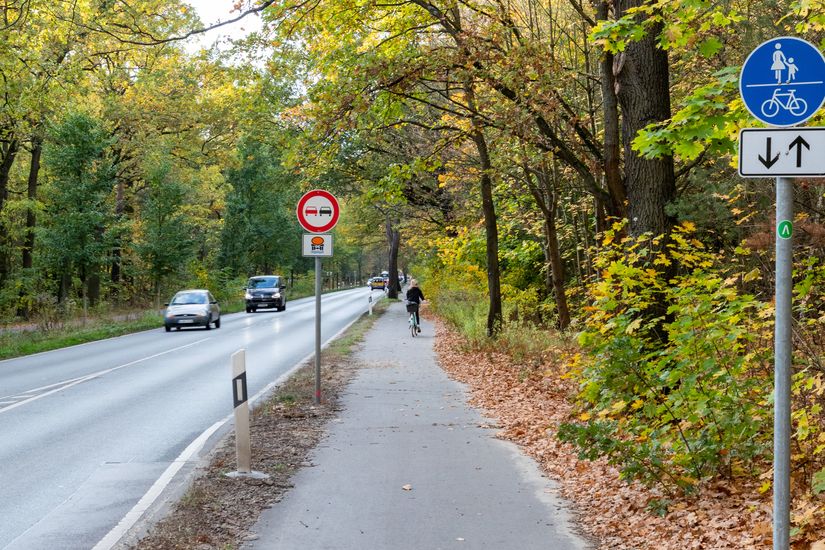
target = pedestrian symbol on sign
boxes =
[740,37,825,127]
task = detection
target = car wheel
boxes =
[279,303,286,311]
[245,307,251,313]
[165,325,171,332]
[215,317,221,328]
[252,307,257,313]
[205,316,212,330]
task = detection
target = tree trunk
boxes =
[22,136,42,271]
[545,218,570,329]
[466,85,503,336]
[596,1,627,220]
[614,0,676,237]
[385,217,401,299]
[110,179,125,289]
[0,137,18,214]
[0,137,20,284]
[523,161,571,330]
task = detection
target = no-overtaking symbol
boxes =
[296,189,340,233]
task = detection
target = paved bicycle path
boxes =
[245,299,589,550]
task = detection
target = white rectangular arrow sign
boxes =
[739,127,825,177]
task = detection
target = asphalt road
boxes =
[0,287,379,550]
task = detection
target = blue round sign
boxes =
[740,37,825,127]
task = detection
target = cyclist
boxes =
[405,279,425,333]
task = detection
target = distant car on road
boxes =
[245,275,287,312]
[164,290,220,332]
[368,277,386,290]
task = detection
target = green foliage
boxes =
[559,223,774,493]
[218,136,303,276]
[632,67,743,161]
[0,311,163,360]
[812,468,825,495]
[133,155,195,299]
[40,112,116,290]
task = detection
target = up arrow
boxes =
[789,136,811,168]
[759,137,780,169]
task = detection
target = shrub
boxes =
[559,222,773,493]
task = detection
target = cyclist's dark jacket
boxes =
[406,287,425,304]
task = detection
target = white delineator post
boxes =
[226,350,268,479]
[232,349,251,473]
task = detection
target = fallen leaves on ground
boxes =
[433,319,776,549]
[130,361,357,550]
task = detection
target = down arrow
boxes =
[759,137,780,169]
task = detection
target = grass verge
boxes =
[0,288,366,361]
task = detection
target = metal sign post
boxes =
[314,257,322,404]
[774,177,794,549]
[297,190,340,406]
[738,36,825,550]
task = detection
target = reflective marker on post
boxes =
[226,349,268,480]
[232,349,251,474]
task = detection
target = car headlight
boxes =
[245,292,252,299]
[273,293,281,299]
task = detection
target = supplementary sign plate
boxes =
[302,234,333,257]
[739,127,825,177]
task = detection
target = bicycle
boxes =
[406,301,420,337]
[761,88,808,118]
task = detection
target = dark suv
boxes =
[245,275,287,312]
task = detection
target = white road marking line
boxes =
[0,339,209,415]
[94,307,368,550]
[91,420,225,550]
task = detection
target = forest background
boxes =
[2,0,825,544]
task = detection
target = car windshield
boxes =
[248,277,279,289]
[171,292,207,305]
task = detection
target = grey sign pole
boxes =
[314,256,322,405]
[774,176,793,550]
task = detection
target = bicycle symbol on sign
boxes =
[740,38,825,127]
[761,88,809,118]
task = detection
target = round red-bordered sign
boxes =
[296,189,340,233]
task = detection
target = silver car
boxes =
[164,289,221,332]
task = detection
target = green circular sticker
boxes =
[778,220,793,240]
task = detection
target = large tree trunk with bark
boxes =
[614,0,676,237]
